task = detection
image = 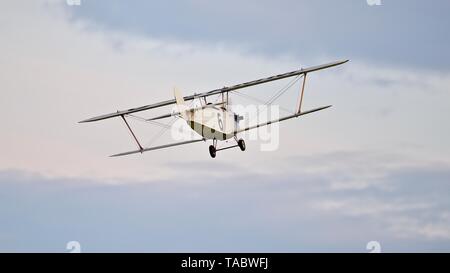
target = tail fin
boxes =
[174,87,186,106]
[174,87,188,119]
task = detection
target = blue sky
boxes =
[67,0,450,69]
[1,0,450,252]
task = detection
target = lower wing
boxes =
[234,105,332,134]
[110,106,330,157]
[110,138,206,157]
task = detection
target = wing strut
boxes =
[120,114,143,152]
[296,73,307,114]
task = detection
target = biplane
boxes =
[80,60,348,158]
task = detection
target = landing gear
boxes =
[237,139,246,151]
[208,138,245,158]
[209,139,217,158]
[209,145,216,158]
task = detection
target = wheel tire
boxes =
[209,145,216,158]
[238,139,246,151]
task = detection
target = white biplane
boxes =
[80,60,348,158]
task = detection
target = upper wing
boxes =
[110,138,205,157]
[234,105,332,134]
[80,60,348,123]
[200,60,348,97]
[79,100,177,123]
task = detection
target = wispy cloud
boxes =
[2,149,450,252]
[2,1,450,182]
[65,0,450,70]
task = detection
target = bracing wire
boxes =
[231,74,303,122]
[127,114,172,129]
[265,75,302,105]
[232,75,303,114]
[233,91,293,114]
[123,75,302,148]
[144,117,179,147]
[143,99,197,147]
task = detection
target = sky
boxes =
[1,0,450,252]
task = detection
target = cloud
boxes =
[306,154,450,241]
[0,1,449,179]
[2,149,450,252]
[2,0,450,184]
[65,0,450,70]
[0,0,301,181]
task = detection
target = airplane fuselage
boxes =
[186,105,238,141]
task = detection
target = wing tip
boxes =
[334,59,349,66]
[78,117,101,123]
[109,150,142,157]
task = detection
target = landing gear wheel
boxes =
[209,145,217,158]
[237,139,246,151]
